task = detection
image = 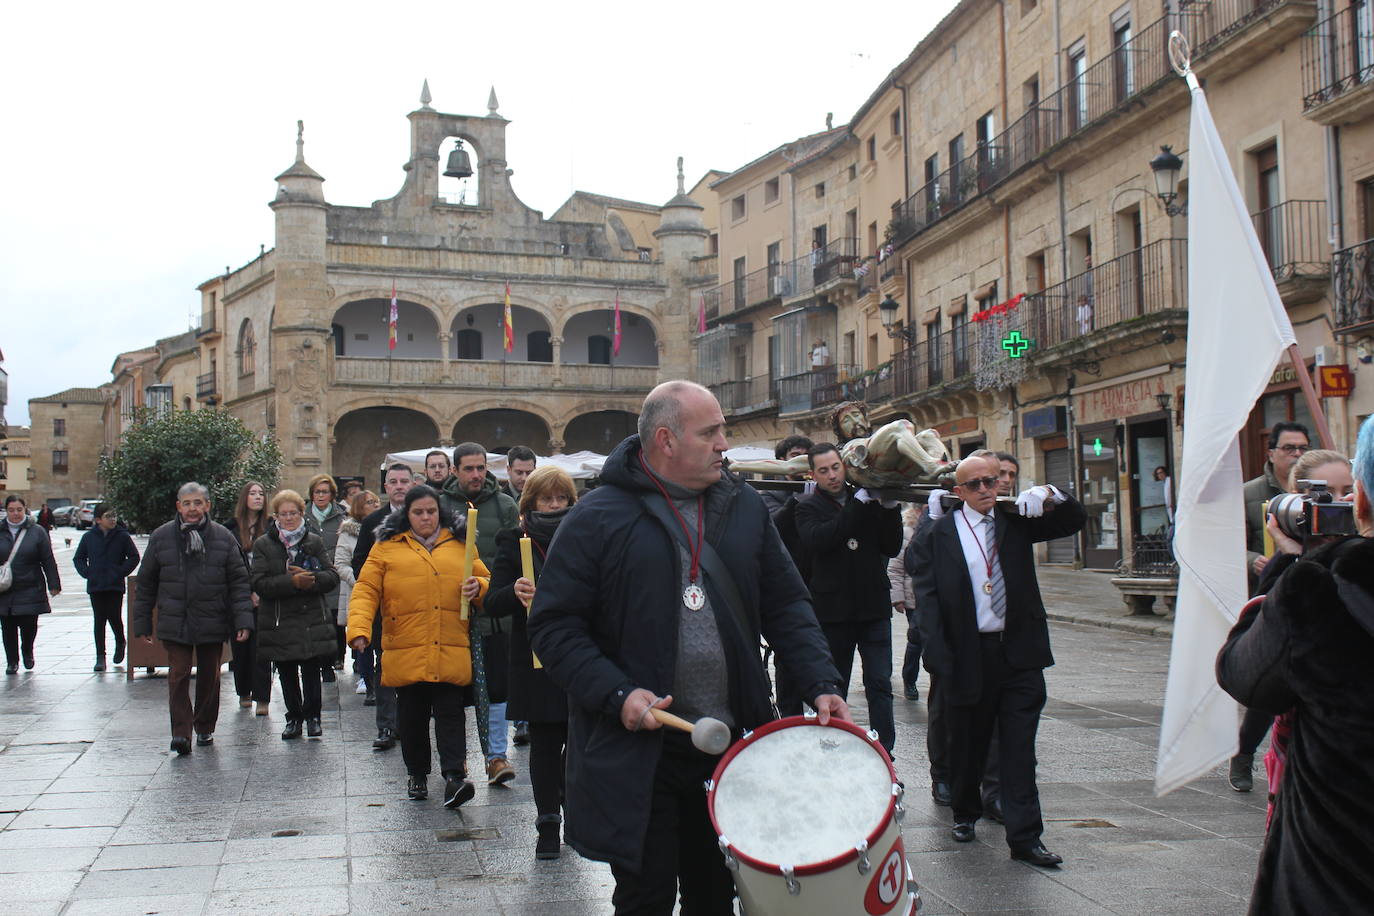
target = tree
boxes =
[99,408,284,532]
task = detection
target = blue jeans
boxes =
[487,701,508,759]
[820,617,895,753]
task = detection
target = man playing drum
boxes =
[529,380,849,914]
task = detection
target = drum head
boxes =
[712,721,892,867]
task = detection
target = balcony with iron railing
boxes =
[891,4,1316,248]
[332,356,659,391]
[195,372,217,401]
[891,323,975,399]
[1300,2,1374,123]
[709,375,778,415]
[1333,237,1374,334]
[703,238,861,326]
[1252,199,1330,300]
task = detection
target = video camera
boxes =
[1269,480,1359,540]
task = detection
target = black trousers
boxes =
[610,736,735,915]
[277,660,322,721]
[1238,706,1273,756]
[230,630,273,703]
[927,671,1001,802]
[396,682,467,777]
[820,617,895,753]
[902,608,923,689]
[1,616,38,665]
[528,721,568,819]
[948,635,1047,851]
[90,593,125,657]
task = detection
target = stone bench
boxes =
[1110,577,1178,618]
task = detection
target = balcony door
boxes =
[1255,144,1283,269]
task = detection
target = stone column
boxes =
[438,332,451,381]
[550,336,564,388]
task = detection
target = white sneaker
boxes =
[355,678,368,695]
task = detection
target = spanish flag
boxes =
[503,282,515,353]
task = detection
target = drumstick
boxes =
[650,708,732,755]
[519,535,542,669]
[460,508,478,621]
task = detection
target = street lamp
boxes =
[1149,145,1187,217]
[878,295,915,343]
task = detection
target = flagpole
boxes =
[1286,344,1335,448]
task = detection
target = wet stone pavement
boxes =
[0,531,1266,915]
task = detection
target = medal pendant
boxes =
[683,583,706,611]
[983,580,994,594]
[846,538,859,551]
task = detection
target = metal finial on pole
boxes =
[296,120,305,161]
[676,156,685,196]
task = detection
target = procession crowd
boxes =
[1,381,1371,915]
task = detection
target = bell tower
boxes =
[654,157,709,379]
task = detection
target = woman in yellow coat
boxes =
[347,485,489,808]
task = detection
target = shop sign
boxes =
[1022,406,1067,439]
[938,416,979,436]
[1319,365,1353,398]
[1074,375,1168,426]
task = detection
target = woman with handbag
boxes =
[485,465,578,858]
[1,495,61,674]
[250,490,340,740]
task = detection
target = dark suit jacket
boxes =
[911,495,1086,705]
[794,488,902,624]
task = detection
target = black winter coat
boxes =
[794,487,902,622]
[132,519,254,644]
[74,526,140,594]
[250,523,340,663]
[1217,536,1374,915]
[527,435,840,872]
[0,519,60,616]
[487,523,567,724]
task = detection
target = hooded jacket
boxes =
[250,521,340,663]
[345,509,490,689]
[526,435,839,872]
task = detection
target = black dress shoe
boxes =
[513,722,530,746]
[372,728,396,750]
[169,737,192,756]
[932,782,953,806]
[443,775,475,809]
[952,821,976,843]
[1011,843,1063,867]
[306,717,322,738]
[22,654,34,670]
[407,776,428,800]
[6,664,18,675]
[984,796,1004,824]
[281,720,303,740]
[195,733,213,747]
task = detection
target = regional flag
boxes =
[613,291,622,357]
[698,292,707,334]
[388,282,398,351]
[503,282,515,353]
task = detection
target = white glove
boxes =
[1016,486,1049,518]
[927,488,949,521]
[880,497,900,509]
[854,488,876,504]
[802,480,817,497]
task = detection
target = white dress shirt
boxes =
[954,503,1002,633]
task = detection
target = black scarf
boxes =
[522,508,570,549]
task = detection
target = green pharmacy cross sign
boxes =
[1001,330,1031,358]
[1093,437,1104,457]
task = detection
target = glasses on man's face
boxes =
[1274,444,1309,455]
[957,476,999,492]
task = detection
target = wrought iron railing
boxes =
[1334,237,1374,334]
[1301,2,1374,109]
[1124,534,1178,578]
[1022,238,1187,351]
[710,375,776,414]
[810,364,861,409]
[707,239,858,319]
[1251,199,1330,282]
[892,324,976,398]
[196,372,217,399]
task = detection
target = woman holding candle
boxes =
[346,485,489,808]
[486,466,578,859]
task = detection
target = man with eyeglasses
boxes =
[1243,421,1310,583]
[911,455,1085,867]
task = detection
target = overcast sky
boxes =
[0,0,958,426]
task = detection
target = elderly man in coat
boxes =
[529,380,847,915]
[133,482,254,755]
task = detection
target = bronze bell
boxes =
[444,139,473,179]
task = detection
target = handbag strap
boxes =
[2,527,28,569]
[639,493,753,638]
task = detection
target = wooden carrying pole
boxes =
[1288,344,1335,449]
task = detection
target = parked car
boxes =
[76,499,102,529]
[51,505,79,527]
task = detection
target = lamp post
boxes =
[1149,145,1187,217]
[878,295,915,344]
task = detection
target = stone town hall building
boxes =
[185,86,711,489]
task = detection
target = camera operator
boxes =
[1216,419,1374,914]
[1228,450,1353,793]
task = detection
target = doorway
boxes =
[1078,422,1122,569]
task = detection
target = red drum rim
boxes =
[707,715,898,877]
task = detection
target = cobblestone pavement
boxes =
[0,529,1265,914]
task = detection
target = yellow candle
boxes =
[519,535,542,669]
[460,508,478,621]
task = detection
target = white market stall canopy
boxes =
[383,445,778,480]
